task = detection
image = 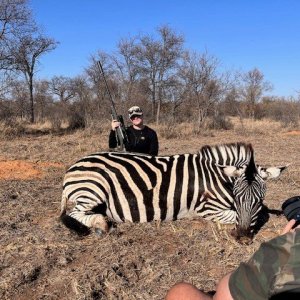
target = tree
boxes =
[0,72,13,99]
[180,51,221,128]
[164,78,185,123]
[11,34,57,123]
[115,37,140,104]
[9,79,29,119]
[34,79,52,121]
[0,0,32,39]
[0,0,35,99]
[238,68,272,118]
[66,75,92,129]
[87,52,120,119]
[136,25,184,124]
[49,76,76,103]
[0,0,34,69]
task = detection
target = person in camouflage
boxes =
[229,221,300,300]
[165,219,300,300]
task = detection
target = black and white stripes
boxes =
[60,143,286,237]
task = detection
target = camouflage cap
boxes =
[128,106,143,119]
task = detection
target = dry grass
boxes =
[229,117,293,136]
[0,118,300,299]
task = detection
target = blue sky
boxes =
[30,0,300,97]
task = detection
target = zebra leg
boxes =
[61,198,109,236]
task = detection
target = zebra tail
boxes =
[60,214,91,236]
[60,191,91,236]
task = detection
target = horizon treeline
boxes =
[1,0,300,131]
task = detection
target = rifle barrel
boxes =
[97,60,128,151]
[96,61,117,112]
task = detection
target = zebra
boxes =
[60,142,286,239]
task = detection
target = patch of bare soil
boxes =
[0,161,63,180]
[0,128,299,299]
[282,130,300,135]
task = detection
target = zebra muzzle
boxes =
[231,227,253,245]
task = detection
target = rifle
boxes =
[97,61,128,151]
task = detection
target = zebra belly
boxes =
[105,205,195,223]
[198,208,236,224]
[106,194,160,223]
[104,192,198,223]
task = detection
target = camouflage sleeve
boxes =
[229,231,300,300]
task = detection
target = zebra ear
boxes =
[220,165,246,177]
[259,165,289,179]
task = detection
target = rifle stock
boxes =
[97,61,128,150]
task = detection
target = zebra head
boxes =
[222,144,287,242]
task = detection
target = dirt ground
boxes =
[1,122,300,300]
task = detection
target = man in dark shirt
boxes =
[108,106,159,156]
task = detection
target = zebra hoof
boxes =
[108,225,116,234]
[95,228,104,236]
[95,226,115,236]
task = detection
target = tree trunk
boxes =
[151,86,156,119]
[156,84,163,125]
[156,98,161,125]
[29,75,34,123]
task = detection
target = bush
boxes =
[260,99,300,128]
[158,123,183,139]
[0,102,14,120]
[50,116,62,132]
[207,114,233,130]
[0,119,26,138]
[68,110,86,130]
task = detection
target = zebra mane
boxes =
[200,142,253,166]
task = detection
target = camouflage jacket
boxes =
[229,229,300,299]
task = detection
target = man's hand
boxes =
[111,120,120,131]
[282,219,298,235]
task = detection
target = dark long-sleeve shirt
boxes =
[109,125,159,155]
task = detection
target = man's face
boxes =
[130,115,143,126]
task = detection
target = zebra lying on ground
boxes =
[60,142,287,239]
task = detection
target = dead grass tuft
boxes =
[0,120,26,138]
[231,117,283,136]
